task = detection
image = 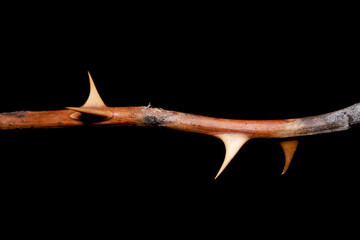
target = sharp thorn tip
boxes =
[280,139,299,175]
[214,134,249,179]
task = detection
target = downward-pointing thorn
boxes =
[214,134,249,179]
[280,139,299,175]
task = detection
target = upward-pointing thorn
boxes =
[82,71,107,107]
[66,72,113,121]
[214,134,249,179]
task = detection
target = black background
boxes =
[1,4,359,236]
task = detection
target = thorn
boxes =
[214,134,249,179]
[82,72,107,107]
[66,107,113,120]
[280,139,299,175]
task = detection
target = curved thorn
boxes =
[214,134,249,179]
[280,139,299,175]
[83,72,107,107]
[66,107,113,120]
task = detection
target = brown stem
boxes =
[1,103,359,139]
[1,71,359,178]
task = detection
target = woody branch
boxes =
[1,72,359,178]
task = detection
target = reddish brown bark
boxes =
[1,103,359,139]
[1,72,359,178]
